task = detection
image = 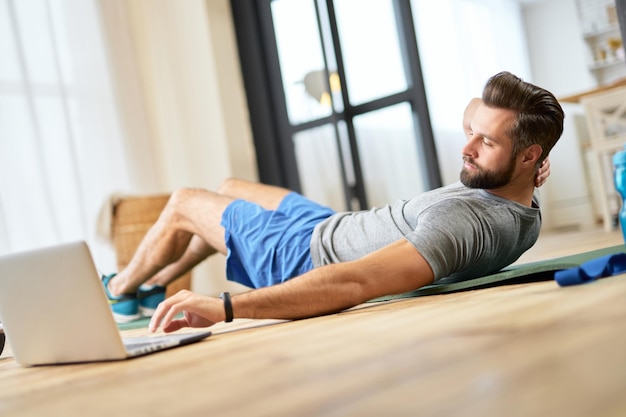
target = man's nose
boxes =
[462,137,478,157]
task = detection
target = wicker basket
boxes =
[111,194,191,297]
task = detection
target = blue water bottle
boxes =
[613,145,626,243]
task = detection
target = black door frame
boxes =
[230,0,441,209]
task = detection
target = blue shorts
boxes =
[220,192,335,288]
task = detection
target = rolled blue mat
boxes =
[554,253,626,286]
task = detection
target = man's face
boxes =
[460,104,518,189]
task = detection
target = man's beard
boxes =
[460,155,516,189]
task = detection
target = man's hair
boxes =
[482,71,564,165]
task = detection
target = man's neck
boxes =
[484,181,536,207]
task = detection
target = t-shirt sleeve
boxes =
[403,198,490,281]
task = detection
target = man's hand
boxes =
[149,290,221,333]
[463,97,482,138]
[535,158,550,188]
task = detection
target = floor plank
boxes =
[516,226,623,264]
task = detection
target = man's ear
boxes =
[521,144,543,166]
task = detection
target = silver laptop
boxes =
[0,241,211,366]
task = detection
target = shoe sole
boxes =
[139,306,157,317]
[113,312,142,324]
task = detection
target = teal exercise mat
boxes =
[117,317,151,331]
[369,244,626,303]
[117,312,188,330]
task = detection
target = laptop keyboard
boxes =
[123,336,175,351]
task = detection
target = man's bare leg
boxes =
[141,235,213,287]
[141,178,292,287]
[108,178,292,296]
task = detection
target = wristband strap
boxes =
[220,292,233,322]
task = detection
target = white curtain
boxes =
[0,0,256,296]
[0,0,159,270]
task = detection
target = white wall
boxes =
[520,0,600,230]
[413,0,533,187]
[522,0,596,98]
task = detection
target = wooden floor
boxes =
[1,226,625,417]
[516,225,623,263]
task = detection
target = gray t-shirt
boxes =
[309,182,540,283]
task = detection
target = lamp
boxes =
[303,69,340,107]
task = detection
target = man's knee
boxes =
[162,188,206,223]
[169,187,203,205]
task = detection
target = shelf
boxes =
[590,58,626,71]
[584,25,621,41]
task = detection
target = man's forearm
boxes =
[230,239,434,321]
[231,262,369,320]
[150,239,434,332]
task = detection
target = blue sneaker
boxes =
[137,284,166,317]
[101,274,140,323]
